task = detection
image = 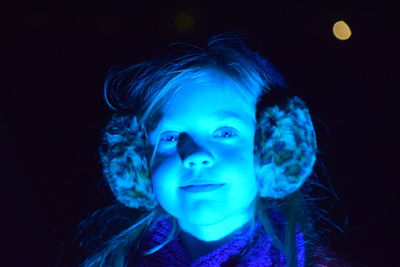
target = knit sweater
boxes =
[128,218,305,267]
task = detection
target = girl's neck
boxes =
[179,230,234,261]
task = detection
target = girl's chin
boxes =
[176,209,252,240]
[176,200,230,224]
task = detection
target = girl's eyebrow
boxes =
[211,111,255,125]
[211,111,248,121]
[163,111,251,126]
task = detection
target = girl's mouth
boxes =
[179,183,225,193]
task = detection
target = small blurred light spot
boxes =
[333,20,352,40]
[174,13,194,32]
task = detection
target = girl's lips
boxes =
[179,183,225,193]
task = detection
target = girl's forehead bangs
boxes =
[141,61,269,124]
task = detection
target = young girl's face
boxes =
[149,70,259,240]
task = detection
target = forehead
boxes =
[161,70,256,124]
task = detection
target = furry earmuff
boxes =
[100,115,157,209]
[255,96,317,198]
[100,96,317,209]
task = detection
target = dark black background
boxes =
[2,1,399,266]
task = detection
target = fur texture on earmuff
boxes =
[255,96,317,199]
[100,96,317,209]
[100,115,157,209]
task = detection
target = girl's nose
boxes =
[177,133,215,169]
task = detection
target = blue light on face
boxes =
[150,69,259,242]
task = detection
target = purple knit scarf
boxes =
[129,217,305,267]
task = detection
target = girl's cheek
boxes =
[151,152,181,177]
[151,151,170,168]
[216,139,255,158]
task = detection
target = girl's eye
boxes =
[160,132,179,142]
[213,127,238,139]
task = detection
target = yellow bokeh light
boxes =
[333,20,352,40]
[174,13,194,32]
